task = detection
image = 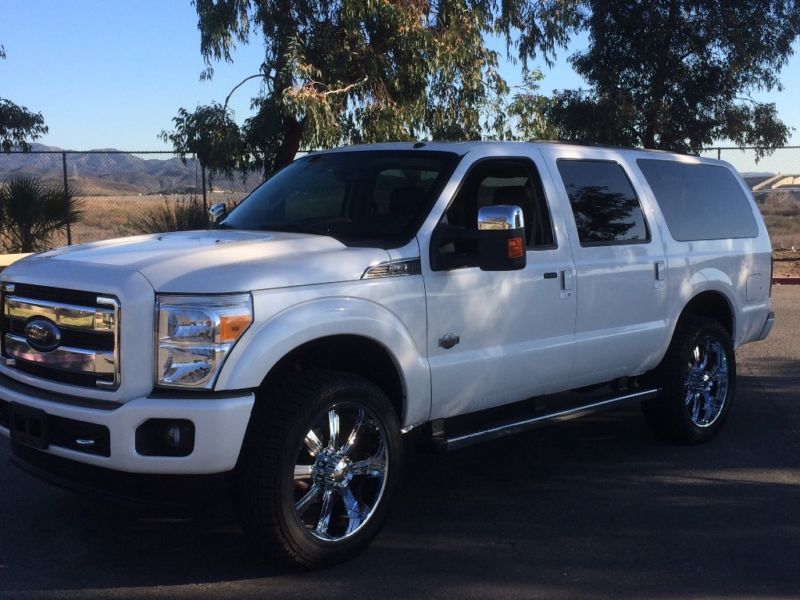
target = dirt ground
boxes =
[773,249,800,279]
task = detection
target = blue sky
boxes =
[2,0,799,151]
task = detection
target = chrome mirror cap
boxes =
[209,202,227,225]
[478,205,525,231]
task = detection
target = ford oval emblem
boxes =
[24,319,62,353]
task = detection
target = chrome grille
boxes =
[1,283,120,389]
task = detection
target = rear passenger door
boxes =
[544,149,668,385]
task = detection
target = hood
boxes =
[30,230,391,293]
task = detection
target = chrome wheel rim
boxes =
[684,336,729,428]
[292,401,388,542]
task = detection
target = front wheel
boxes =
[234,370,402,568]
[643,317,736,444]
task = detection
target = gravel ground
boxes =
[773,250,800,278]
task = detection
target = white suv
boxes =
[0,142,774,567]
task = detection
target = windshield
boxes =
[222,150,460,247]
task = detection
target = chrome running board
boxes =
[439,388,661,452]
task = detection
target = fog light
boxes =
[136,419,195,457]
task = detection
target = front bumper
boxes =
[0,376,255,474]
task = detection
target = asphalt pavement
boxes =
[1,287,798,599]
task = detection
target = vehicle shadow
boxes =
[0,367,798,598]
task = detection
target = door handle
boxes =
[559,270,574,300]
[655,261,666,281]
[561,270,574,291]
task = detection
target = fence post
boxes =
[717,148,721,160]
[201,164,208,227]
[61,151,72,245]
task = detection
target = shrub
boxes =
[130,197,241,235]
[0,175,82,252]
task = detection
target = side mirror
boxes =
[476,205,526,271]
[209,202,227,226]
[430,205,526,272]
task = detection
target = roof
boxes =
[313,140,703,161]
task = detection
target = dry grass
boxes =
[756,190,800,250]
[50,192,249,246]
[39,189,800,253]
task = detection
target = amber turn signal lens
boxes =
[219,313,252,342]
[507,237,524,259]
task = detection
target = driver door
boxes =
[422,152,577,420]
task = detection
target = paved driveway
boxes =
[1,287,798,599]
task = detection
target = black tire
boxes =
[234,369,403,568]
[642,316,736,444]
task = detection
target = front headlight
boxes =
[156,294,252,389]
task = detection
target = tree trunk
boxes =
[272,116,304,174]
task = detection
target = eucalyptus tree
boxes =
[159,102,247,217]
[547,0,800,155]
[192,0,583,175]
[160,102,246,189]
[0,44,48,152]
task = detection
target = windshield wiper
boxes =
[256,224,327,235]
[256,218,353,236]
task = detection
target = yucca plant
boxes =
[0,175,82,252]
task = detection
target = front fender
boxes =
[214,296,431,427]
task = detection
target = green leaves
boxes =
[159,102,246,188]
[0,45,49,152]
[548,0,800,154]
[189,0,578,176]
[0,99,48,152]
[0,176,82,253]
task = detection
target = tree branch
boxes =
[735,95,760,106]
[317,77,368,97]
[224,73,270,109]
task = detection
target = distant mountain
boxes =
[0,144,255,195]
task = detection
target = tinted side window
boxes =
[444,159,555,248]
[637,159,758,241]
[557,160,649,245]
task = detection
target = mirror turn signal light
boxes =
[507,237,524,259]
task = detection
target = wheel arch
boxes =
[258,335,406,425]
[215,297,430,427]
[677,290,735,339]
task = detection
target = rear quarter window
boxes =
[637,159,758,241]
[556,159,649,246]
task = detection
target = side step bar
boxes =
[436,388,661,452]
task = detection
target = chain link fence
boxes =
[1,145,798,251]
[701,146,800,249]
[0,149,259,251]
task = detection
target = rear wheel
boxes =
[643,317,735,444]
[235,370,402,568]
